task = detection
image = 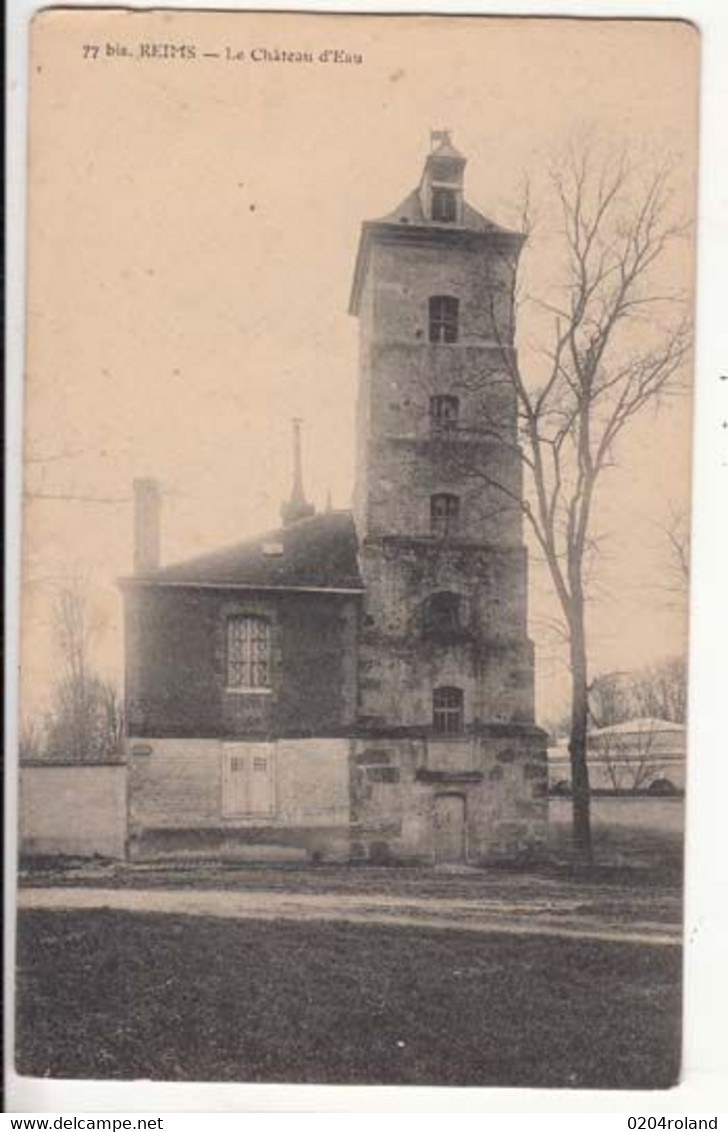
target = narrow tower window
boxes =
[430,493,460,538]
[433,686,464,734]
[429,296,459,344]
[431,187,458,223]
[430,394,460,431]
[227,616,271,690]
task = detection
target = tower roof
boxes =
[349,135,524,314]
[376,188,504,233]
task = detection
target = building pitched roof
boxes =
[126,510,364,593]
[349,191,524,315]
[549,717,685,755]
[591,718,685,737]
[378,188,508,234]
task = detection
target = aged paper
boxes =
[16,9,698,1094]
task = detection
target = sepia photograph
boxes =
[12,9,698,1095]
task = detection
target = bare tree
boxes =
[631,656,687,724]
[23,445,131,504]
[18,718,45,763]
[464,145,691,860]
[589,670,633,729]
[53,574,92,690]
[590,656,687,729]
[664,504,691,594]
[39,575,124,763]
[595,722,668,794]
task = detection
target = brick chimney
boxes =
[133,478,161,574]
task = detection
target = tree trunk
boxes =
[568,616,593,863]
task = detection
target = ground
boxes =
[14,808,684,1089]
[16,911,681,1089]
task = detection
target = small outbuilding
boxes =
[548,718,686,795]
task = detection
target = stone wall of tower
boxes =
[353,226,536,732]
[354,238,523,543]
[357,541,535,728]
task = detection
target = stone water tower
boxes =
[349,131,536,737]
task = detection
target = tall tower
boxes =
[349,132,535,734]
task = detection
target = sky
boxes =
[20,11,699,722]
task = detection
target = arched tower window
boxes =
[429,296,459,344]
[430,493,460,538]
[226,616,271,690]
[424,591,463,637]
[433,686,464,734]
[430,394,460,431]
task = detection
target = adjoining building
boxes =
[548,719,686,796]
[120,132,549,864]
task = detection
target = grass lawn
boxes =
[16,910,681,1089]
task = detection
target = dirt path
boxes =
[18,885,681,946]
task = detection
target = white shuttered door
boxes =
[222,744,275,817]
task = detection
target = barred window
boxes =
[430,493,460,537]
[431,188,457,223]
[429,296,459,343]
[430,394,460,430]
[226,616,271,689]
[433,686,464,735]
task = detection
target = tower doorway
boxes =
[433,793,466,863]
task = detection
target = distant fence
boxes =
[19,763,127,859]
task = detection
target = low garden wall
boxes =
[19,763,127,859]
[549,794,684,836]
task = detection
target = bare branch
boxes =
[462,139,692,860]
[24,491,131,504]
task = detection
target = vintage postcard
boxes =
[14,9,698,1093]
